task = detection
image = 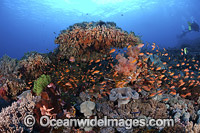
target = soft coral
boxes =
[115,46,140,76]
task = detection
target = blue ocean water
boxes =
[0,0,200,59]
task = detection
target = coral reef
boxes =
[0,76,26,99]
[55,21,141,61]
[0,55,18,76]
[5,78,26,97]
[0,55,26,98]
[19,53,51,80]
[2,21,200,132]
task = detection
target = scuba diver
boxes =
[178,21,199,38]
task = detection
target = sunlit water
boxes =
[0,0,200,59]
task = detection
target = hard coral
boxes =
[0,76,26,98]
[19,53,51,80]
[0,55,19,76]
[0,93,36,133]
[55,21,141,61]
[7,78,26,95]
[80,101,95,117]
[185,121,200,133]
[0,55,26,97]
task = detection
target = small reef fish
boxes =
[109,49,116,53]
[137,43,144,48]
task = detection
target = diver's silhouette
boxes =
[178,21,199,38]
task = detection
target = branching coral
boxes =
[185,121,200,133]
[0,77,26,98]
[33,74,51,95]
[0,55,26,98]
[6,78,26,96]
[0,55,19,76]
[0,93,36,132]
[19,53,51,80]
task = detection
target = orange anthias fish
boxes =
[156,67,162,71]
[170,91,176,96]
[95,59,101,63]
[92,70,100,75]
[109,49,116,53]
[184,69,189,72]
[164,53,168,56]
[143,86,151,91]
[131,59,137,63]
[65,82,72,87]
[139,53,144,56]
[65,69,70,73]
[162,98,169,102]
[182,87,187,90]
[149,92,157,97]
[152,44,155,50]
[137,43,144,48]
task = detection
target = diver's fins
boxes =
[188,22,192,31]
[188,25,192,31]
